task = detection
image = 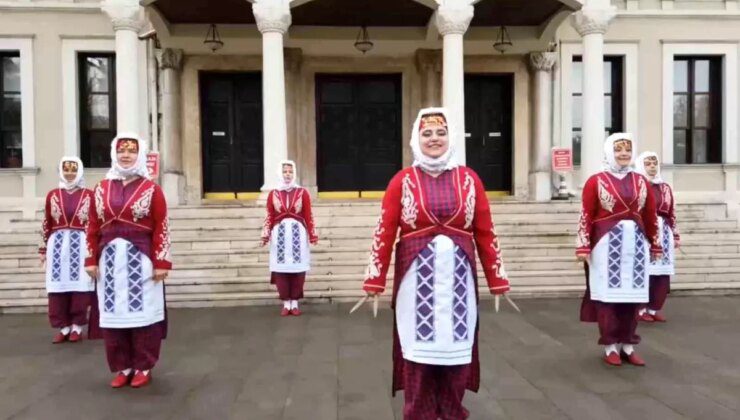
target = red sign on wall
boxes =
[147,152,160,179]
[551,148,573,173]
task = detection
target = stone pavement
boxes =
[1,296,740,420]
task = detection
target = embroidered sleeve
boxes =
[462,172,476,229]
[301,190,318,244]
[85,184,103,267]
[641,177,662,254]
[261,191,276,243]
[50,194,62,224]
[39,192,53,255]
[666,185,680,242]
[151,186,172,270]
[576,176,599,256]
[400,173,418,228]
[470,170,510,295]
[363,172,403,294]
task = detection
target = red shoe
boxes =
[604,352,622,366]
[290,308,302,316]
[622,351,646,366]
[652,312,667,323]
[639,312,655,323]
[110,372,131,388]
[68,331,82,342]
[130,371,151,388]
[280,307,291,317]
[52,332,68,344]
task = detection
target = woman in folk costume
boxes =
[260,160,318,316]
[360,108,510,419]
[576,133,662,367]
[635,152,680,323]
[85,133,172,389]
[40,157,95,343]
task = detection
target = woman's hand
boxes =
[86,266,99,280]
[576,254,590,263]
[674,239,680,249]
[39,254,46,268]
[153,269,169,282]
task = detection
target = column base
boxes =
[529,171,552,202]
[162,172,185,207]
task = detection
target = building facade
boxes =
[1,0,739,215]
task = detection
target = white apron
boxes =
[396,235,477,366]
[269,218,310,273]
[45,229,94,293]
[649,216,675,276]
[589,220,649,303]
[97,238,164,328]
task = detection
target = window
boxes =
[1,51,22,168]
[673,56,722,164]
[79,53,116,168]
[571,56,624,165]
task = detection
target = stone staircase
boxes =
[1,200,740,313]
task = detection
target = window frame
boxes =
[672,55,723,164]
[0,51,22,168]
[78,52,117,168]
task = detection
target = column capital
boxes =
[156,48,184,71]
[528,52,557,73]
[101,0,143,32]
[435,3,474,36]
[252,0,292,35]
[570,6,616,36]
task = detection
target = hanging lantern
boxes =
[493,25,513,54]
[203,24,224,52]
[354,26,374,54]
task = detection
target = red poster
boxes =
[551,147,573,173]
[147,152,160,179]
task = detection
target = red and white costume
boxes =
[261,160,318,313]
[363,108,509,419]
[577,133,660,363]
[636,152,679,319]
[41,157,94,340]
[86,134,171,383]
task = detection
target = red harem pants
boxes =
[403,360,470,420]
[103,323,164,372]
[271,272,305,300]
[648,275,670,311]
[594,302,641,346]
[48,292,92,328]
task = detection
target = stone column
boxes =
[101,0,143,134]
[529,52,557,201]
[415,49,442,108]
[570,1,615,181]
[253,0,291,192]
[156,48,184,205]
[436,2,473,165]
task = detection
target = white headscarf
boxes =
[58,156,85,190]
[602,132,636,179]
[635,151,664,184]
[410,107,458,174]
[276,160,300,191]
[105,132,151,180]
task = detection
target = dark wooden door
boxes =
[316,74,402,192]
[200,73,263,195]
[464,74,513,192]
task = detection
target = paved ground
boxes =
[2,296,740,420]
